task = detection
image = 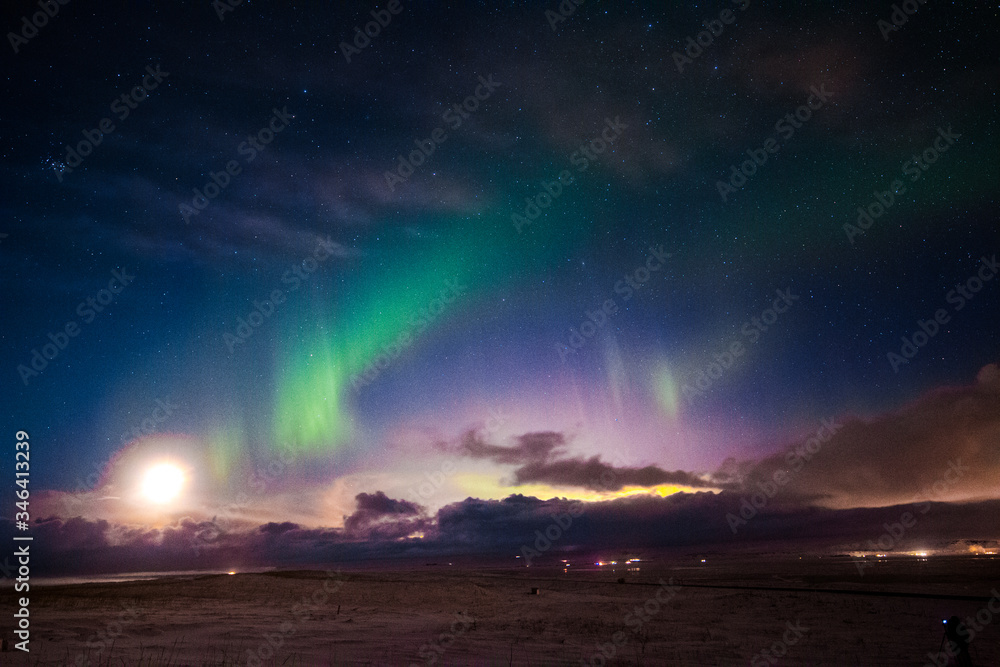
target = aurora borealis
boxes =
[3,0,999,574]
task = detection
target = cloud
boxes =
[342,491,428,541]
[345,491,421,522]
[355,490,422,516]
[16,365,1000,577]
[977,363,1000,389]
[514,457,722,492]
[259,521,300,535]
[730,362,1000,509]
[451,429,722,491]
[445,361,1000,508]
[6,491,430,576]
[13,493,999,576]
[455,430,565,464]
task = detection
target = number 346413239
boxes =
[15,430,30,521]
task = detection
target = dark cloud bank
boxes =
[5,494,999,577]
[11,364,998,576]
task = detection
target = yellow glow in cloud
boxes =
[616,484,701,498]
[453,474,707,502]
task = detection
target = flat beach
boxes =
[6,555,998,666]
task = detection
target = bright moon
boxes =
[141,463,185,503]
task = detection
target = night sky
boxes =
[2,0,999,574]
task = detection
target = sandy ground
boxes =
[2,556,998,665]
